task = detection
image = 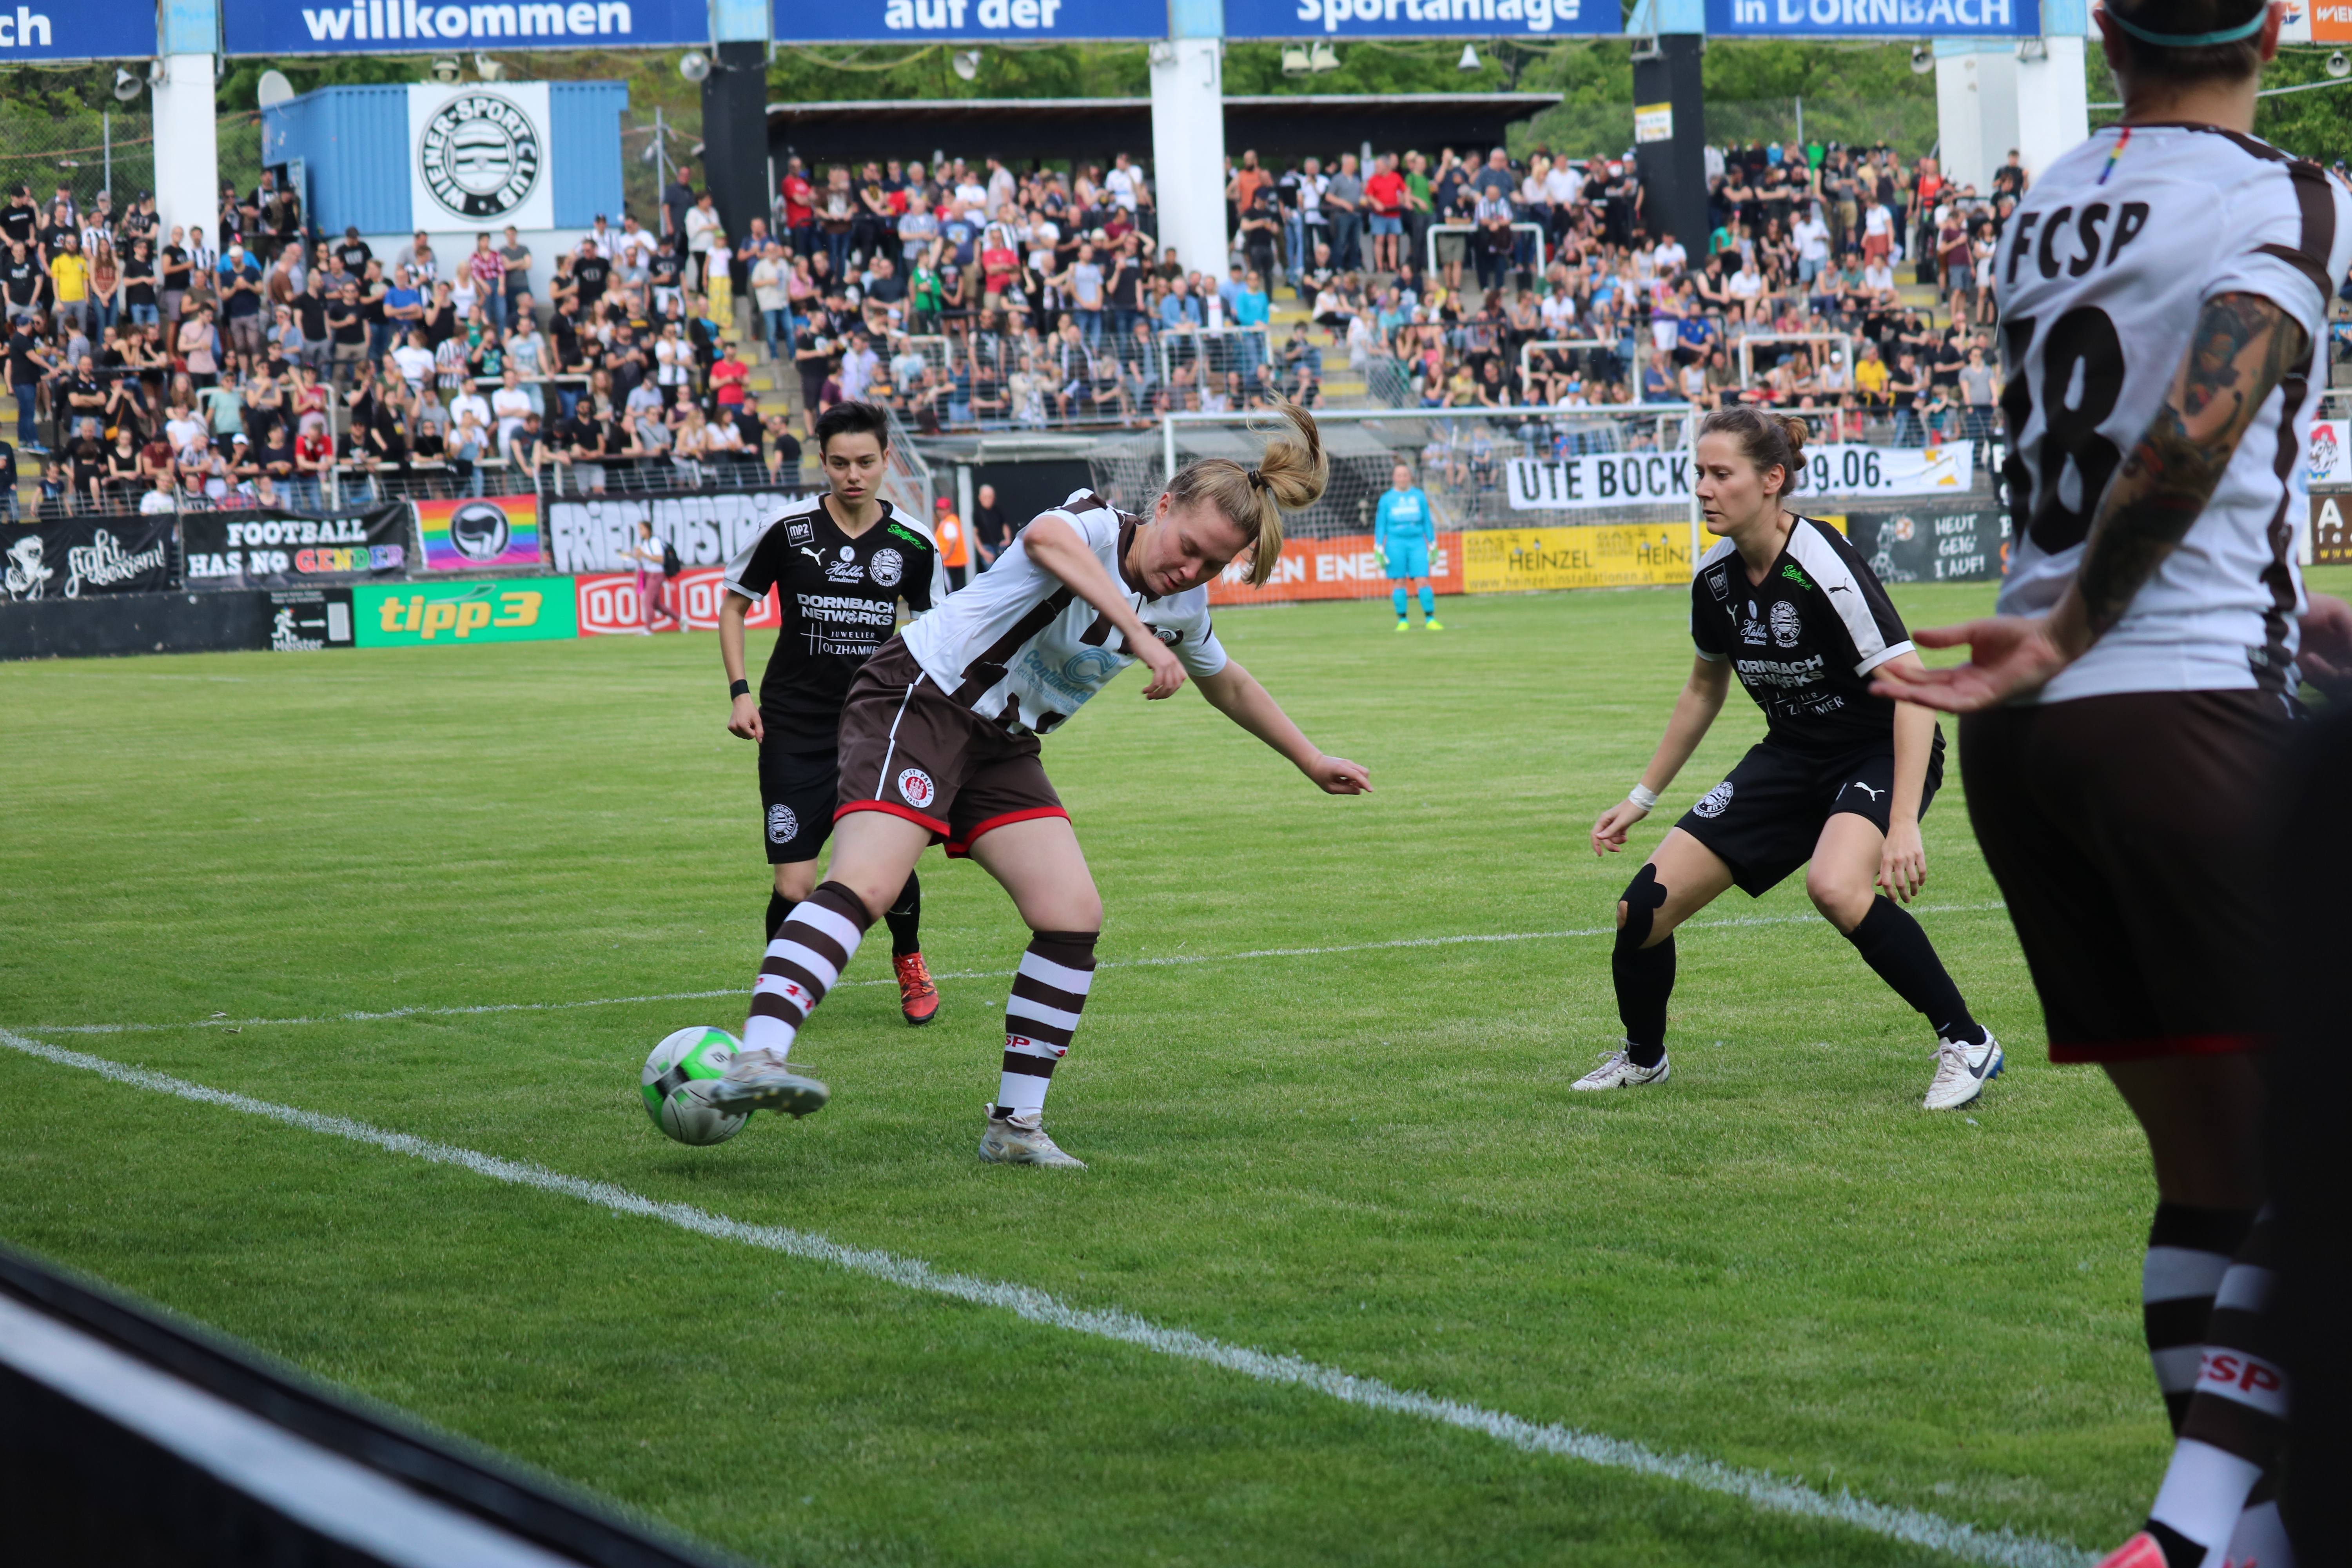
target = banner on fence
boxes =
[267,589,358,651]
[1504,443,1972,511]
[777,0,1166,42]
[1224,0,1619,37]
[1207,531,1462,605]
[354,577,577,645]
[574,568,783,634]
[2314,494,2352,564]
[184,506,411,590]
[2308,418,2350,485]
[1463,524,1693,592]
[0,0,160,62]
[415,494,543,572]
[0,515,176,600]
[1835,504,2011,584]
[547,488,813,575]
[1504,450,1695,512]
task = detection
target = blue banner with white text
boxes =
[225,0,710,55]
[1226,0,1618,35]
[1703,0,2041,35]
[0,0,160,60]
[775,0,1165,40]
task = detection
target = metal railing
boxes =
[1156,327,1270,403]
[1425,222,1550,278]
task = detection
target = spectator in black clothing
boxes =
[970,481,1008,568]
[0,435,16,518]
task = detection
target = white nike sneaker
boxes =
[1569,1045,1671,1091]
[704,1048,830,1117]
[978,1105,1087,1168]
[1923,1029,2003,1111]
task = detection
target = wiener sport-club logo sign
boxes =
[419,93,543,220]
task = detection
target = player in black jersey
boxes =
[719,401,949,1024]
[1582,408,2000,1109]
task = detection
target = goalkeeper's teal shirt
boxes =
[1374,488,1436,554]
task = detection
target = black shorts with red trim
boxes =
[835,638,1067,858]
[1959,689,2292,1063]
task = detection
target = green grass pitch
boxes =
[11,574,2333,1566]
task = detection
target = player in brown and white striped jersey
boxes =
[704,405,1372,1167]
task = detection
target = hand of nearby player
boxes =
[2298,592,2352,694]
[1136,636,1186,700]
[1591,799,1648,856]
[1868,615,2070,713]
[727,693,763,742]
[1304,754,1371,795]
[1878,817,1927,903]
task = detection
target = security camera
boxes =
[679,51,711,83]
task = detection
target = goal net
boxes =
[1087,405,1701,606]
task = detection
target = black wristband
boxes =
[728,679,750,699]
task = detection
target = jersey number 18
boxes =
[2000,305,2127,555]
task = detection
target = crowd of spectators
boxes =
[2,163,801,519]
[762,136,2029,455]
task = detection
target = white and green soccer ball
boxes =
[641,1027,749,1147]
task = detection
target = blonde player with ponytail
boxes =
[706,404,1370,1166]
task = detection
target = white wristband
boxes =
[1627,784,1659,811]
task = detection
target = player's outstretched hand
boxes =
[2298,592,2352,696]
[1136,637,1187,700]
[728,693,764,742]
[1305,755,1371,795]
[1869,616,2069,713]
[1591,799,1648,856]
[1878,818,1927,904]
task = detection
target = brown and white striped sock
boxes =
[2142,1207,2289,1568]
[995,930,1098,1118]
[2143,1203,2256,1433]
[743,880,872,1061]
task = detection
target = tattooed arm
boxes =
[1872,291,2308,713]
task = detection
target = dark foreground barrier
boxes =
[0,1244,740,1568]
[0,589,276,661]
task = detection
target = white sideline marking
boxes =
[0,1027,2083,1568]
[26,904,2010,1038]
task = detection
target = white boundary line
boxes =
[24,904,2010,1038]
[0,1025,2084,1568]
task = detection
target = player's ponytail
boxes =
[1699,406,1808,500]
[1164,401,1328,588]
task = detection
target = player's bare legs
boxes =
[2105,1058,2264,1210]
[967,816,1102,1167]
[769,851,935,1024]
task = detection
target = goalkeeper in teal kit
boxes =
[1374,462,1443,632]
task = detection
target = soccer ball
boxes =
[640,1027,750,1147]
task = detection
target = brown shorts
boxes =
[835,639,1067,858]
[1959,690,2293,1063]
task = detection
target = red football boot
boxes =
[893,951,940,1026]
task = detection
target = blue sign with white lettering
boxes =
[225,0,709,54]
[1703,0,2040,34]
[775,0,1166,40]
[1226,0,1618,35]
[0,0,157,60]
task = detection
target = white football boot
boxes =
[978,1105,1087,1168]
[1570,1045,1671,1091]
[704,1048,830,1117]
[1923,1029,2003,1111]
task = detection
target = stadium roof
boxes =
[766,93,1561,165]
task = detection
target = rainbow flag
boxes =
[415,494,543,572]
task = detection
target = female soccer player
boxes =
[709,404,1370,1167]
[1582,407,1999,1110]
[1375,461,1443,631]
[719,401,947,1025]
[1870,2,2352,1558]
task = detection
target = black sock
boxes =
[1615,938,1674,1068]
[882,870,921,958]
[1613,864,1675,1068]
[1844,898,1982,1044]
[764,891,797,942]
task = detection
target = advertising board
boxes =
[354,577,577,645]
